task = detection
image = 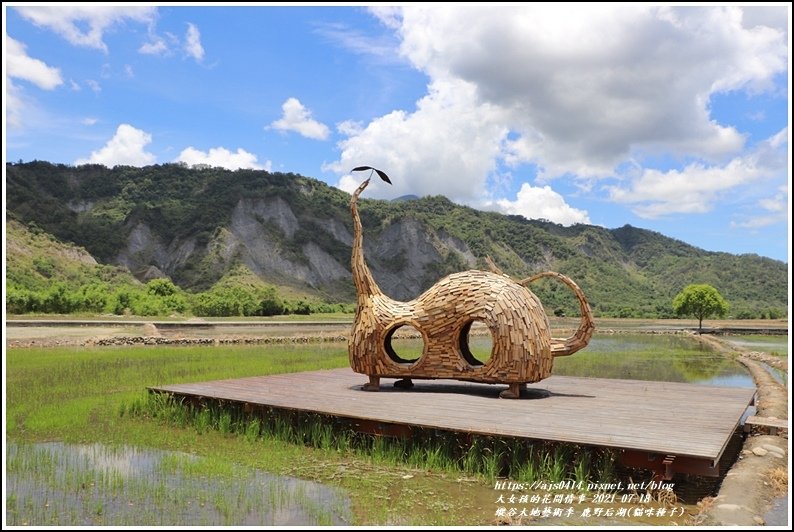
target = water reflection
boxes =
[555,334,754,388]
[759,362,787,387]
[723,335,789,356]
[367,333,753,387]
[6,442,351,526]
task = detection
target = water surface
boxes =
[6,441,351,526]
[391,333,754,388]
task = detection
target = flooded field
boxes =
[393,332,754,388]
[5,327,767,525]
[556,334,754,388]
[6,442,351,526]
[722,334,789,357]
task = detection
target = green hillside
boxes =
[5,161,787,318]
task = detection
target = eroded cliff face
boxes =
[227,197,349,288]
[116,222,196,279]
[112,195,474,300]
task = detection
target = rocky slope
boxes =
[5,161,788,317]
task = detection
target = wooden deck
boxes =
[151,368,754,470]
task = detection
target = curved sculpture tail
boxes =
[350,179,382,300]
[520,271,595,357]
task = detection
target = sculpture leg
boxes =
[499,383,523,399]
[394,378,414,389]
[362,375,380,391]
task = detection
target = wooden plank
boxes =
[744,415,788,435]
[151,368,755,462]
[745,416,787,429]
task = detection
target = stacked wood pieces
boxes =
[348,178,594,396]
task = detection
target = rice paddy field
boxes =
[5,324,783,526]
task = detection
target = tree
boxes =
[146,278,178,297]
[672,284,729,333]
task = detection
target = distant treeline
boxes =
[6,278,353,317]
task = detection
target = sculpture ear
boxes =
[351,166,392,184]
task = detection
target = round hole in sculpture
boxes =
[384,324,424,365]
[459,320,494,366]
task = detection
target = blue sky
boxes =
[4,5,791,262]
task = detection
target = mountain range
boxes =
[5,161,787,318]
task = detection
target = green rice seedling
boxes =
[423,444,447,471]
[307,419,333,449]
[480,446,502,482]
[595,448,616,483]
[461,438,482,475]
[195,408,212,434]
[369,435,396,465]
[218,412,233,435]
[538,449,553,480]
[332,427,352,453]
[573,450,590,489]
[244,418,261,444]
[271,415,296,443]
[515,453,539,483]
[548,446,568,482]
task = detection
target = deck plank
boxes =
[150,368,755,461]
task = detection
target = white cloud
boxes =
[5,36,63,89]
[329,6,787,214]
[758,192,787,213]
[732,186,789,229]
[69,79,81,91]
[732,213,788,229]
[325,79,507,202]
[174,147,271,171]
[742,5,789,39]
[124,64,134,78]
[81,117,98,126]
[369,6,403,31]
[6,81,25,128]
[608,129,788,218]
[610,162,757,218]
[184,23,204,62]
[85,79,101,93]
[5,37,62,129]
[271,98,330,140]
[396,6,782,174]
[337,120,364,136]
[314,21,403,63]
[139,37,168,55]
[141,28,203,60]
[75,124,156,166]
[336,174,362,195]
[493,184,591,226]
[14,6,156,52]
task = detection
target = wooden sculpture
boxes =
[348,172,595,398]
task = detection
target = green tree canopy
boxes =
[672,284,729,332]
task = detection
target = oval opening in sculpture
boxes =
[459,320,494,367]
[384,324,424,365]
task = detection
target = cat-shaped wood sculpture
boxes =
[349,173,594,398]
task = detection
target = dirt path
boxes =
[689,333,788,526]
[4,322,352,348]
